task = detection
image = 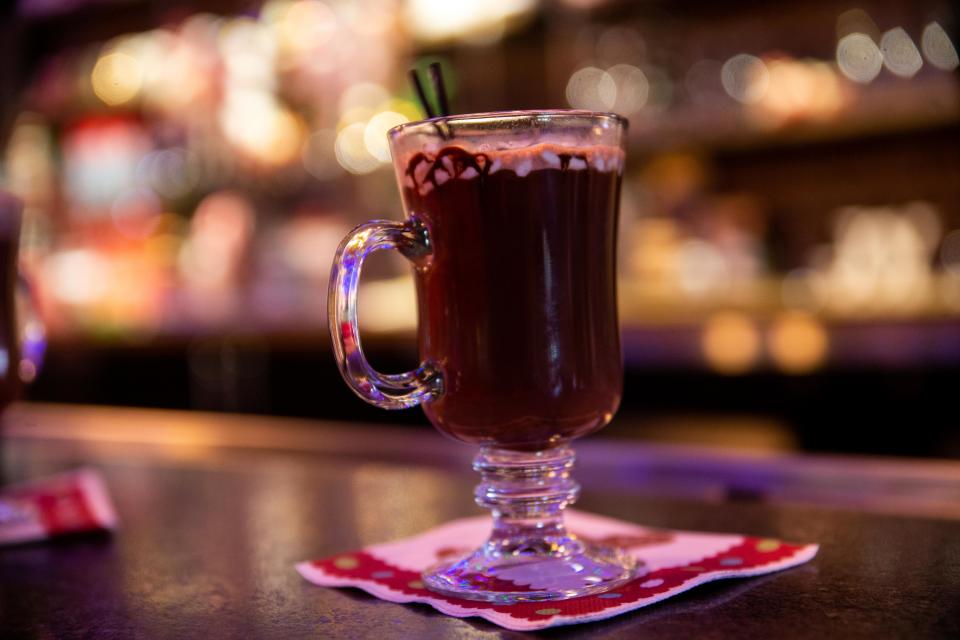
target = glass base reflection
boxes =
[422,445,643,603]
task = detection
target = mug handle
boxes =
[328,217,442,409]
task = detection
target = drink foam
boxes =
[398,143,625,196]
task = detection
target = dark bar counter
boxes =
[2,404,959,638]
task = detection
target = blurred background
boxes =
[0,0,958,458]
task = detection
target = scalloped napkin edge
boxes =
[297,509,818,631]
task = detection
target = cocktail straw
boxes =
[409,66,451,139]
[408,69,436,119]
[428,62,450,117]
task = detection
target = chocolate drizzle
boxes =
[406,146,492,189]
[557,153,587,171]
[433,146,489,182]
[405,146,597,193]
[405,152,431,182]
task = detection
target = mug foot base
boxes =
[422,542,642,603]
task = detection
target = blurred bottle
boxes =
[0,193,23,413]
[0,192,45,415]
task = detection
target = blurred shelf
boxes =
[617,275,960,324]
[628,74,960,155]
[40,273,960,374]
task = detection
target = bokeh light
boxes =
[219,17,276,91]
[701,311,761,374]
[836,33,883,83]
[218,90,305,165]
[47,249,110,305]
[752,58,846,125]
[138,27,213,114]
[921,22,960,71]
[335,122,380,174]
[404,0,535,44]
[813,205,939,314]
[275,0,338,55]
[91,52,143,106]
[768,311,829,374]
[63,117,150,207]
[721,54,769,104]
[364,111,409,163]
[677,239,728,297]
[606,64,649,116]
[19,317,46,384]
[880,27,923,78]
[565,66,616,111]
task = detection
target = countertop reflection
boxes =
[1,403,959,638]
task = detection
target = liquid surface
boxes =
[402,145,623,450]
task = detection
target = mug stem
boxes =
[475,446,580,556]
[422,444,641,603]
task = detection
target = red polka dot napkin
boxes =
[296,510,818,631]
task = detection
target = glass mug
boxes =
[328,110,640,602]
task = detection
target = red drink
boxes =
[400,145,623,450]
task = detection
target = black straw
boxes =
[428,62,450,117]
[408,69,436,119]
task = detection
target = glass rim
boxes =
[388,109,628,140]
